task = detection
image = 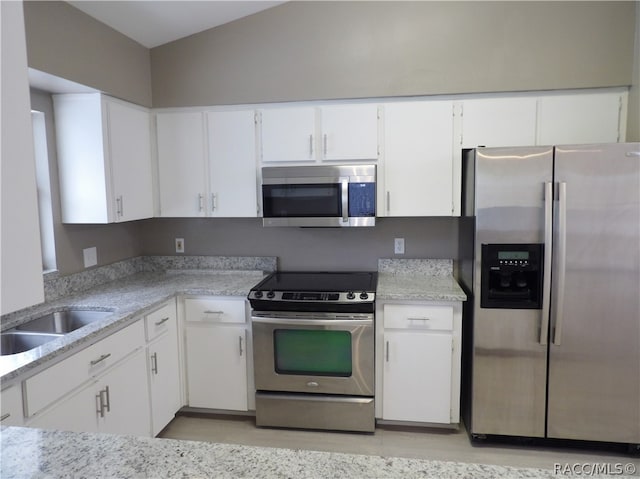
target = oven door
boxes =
[252,312,374,396]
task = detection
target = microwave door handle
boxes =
[341,177,349,223]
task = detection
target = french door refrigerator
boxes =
[460,143,640,446]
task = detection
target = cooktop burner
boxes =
[248,271,378,313]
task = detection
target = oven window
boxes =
[273,329,352,376]
[263,184,341,217]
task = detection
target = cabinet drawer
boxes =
[383,304,453,331]
[145,301,176,342]
[25,320,145,417]
[185,298,246,324]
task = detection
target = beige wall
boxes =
[151,1,636,107]
[24,1,152,106]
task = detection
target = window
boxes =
[31,110,57,272]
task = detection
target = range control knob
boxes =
[346,291,356,300]
[266,291,276,299]
[253,291,263,298]
[359,292,369,300]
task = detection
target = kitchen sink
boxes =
[13,309,114,334]
[0,331,63,356]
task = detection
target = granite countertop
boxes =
[0,426,559,479]
[0,269,266,384]
[376,259,467,302]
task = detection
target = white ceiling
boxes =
[67,1,287,48]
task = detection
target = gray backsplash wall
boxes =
[136,217,459,272]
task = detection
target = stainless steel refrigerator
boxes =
[460,143,640,446]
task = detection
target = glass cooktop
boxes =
[251,271,378,293]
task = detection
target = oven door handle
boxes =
[251,317,372,327]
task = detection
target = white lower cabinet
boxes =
[184,297,249,411]
[0,385,24,426]
[378,302,462,426]
[28,348,150,436]
[24,319,151,436]
[145,300,181,436]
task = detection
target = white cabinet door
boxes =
[1,1,45,314]
[460,97,538,148]
[186,325,248,411]
[156,111,208,217]
[537,92,622,145]
[382,330,453,423]
[383,101,454,216]
[148,329,181,436]
[208,111,258,217]
[1,385,24,427]
[97,348,150,437]
[260,107,316,163]
[107,100,154,222]
[320,104,379,161]
[27,379,99,433]
[53,94,154,224]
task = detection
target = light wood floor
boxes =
[160,414,639,471]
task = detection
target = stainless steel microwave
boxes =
[261,164,376,227]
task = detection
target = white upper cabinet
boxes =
[460,97,538,149]
[207,111,258,217]
[260,107,316,163]
[156,110,258,218]
[259,103,379,163]
[382,101,455,216]
[536,91,623,145]
[319,104,379,161]
[54,93,154,224]
[1,0,45,314]
[156,111,208,217]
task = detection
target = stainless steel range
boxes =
[248,272,377,433]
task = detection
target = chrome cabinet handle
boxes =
[116,195,124,217]
[1,413,10,422]
[103,385,110,413]
[553,182,568,346]
[238,336,243,356]
[204,310,224,315]
[96,391,104,418]
[408,317,431,321]
[151,352,158,375]
[309,134,314,158]
[155,317,170,326]
[198,193,204,212]
[385,341,390,362]
[90,353,111,366]
[323,134,328,156]
[386,191,391,214]
[211,193,217,212]
[540,182,553,345]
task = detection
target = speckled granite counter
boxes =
[0,267,268,384]
[377,259,467,302]
[0,426,558,479]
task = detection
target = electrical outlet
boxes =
[394,238,405,255]
[83,247,97,268]
[175,238,185,253]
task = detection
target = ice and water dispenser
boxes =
[480,244,544,309]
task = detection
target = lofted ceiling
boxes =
[67,1,287,48]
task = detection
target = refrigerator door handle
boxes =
[540,182,553,345]
[552,181,568,346]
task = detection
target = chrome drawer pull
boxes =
[151,352,158,374]
[408,317,432,321]
[154,317,170,326]
[204,310,224,315]
[90,353,111,366]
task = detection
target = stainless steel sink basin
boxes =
[14,309,113,334]
[0,331,63,356]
